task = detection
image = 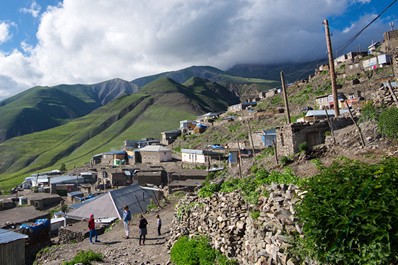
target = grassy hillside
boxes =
[0,79,137,143]
[132,65,279,91]
[0,77,238,192]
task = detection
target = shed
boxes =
[262,129,277,147]
[0,229,28,265]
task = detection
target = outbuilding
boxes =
[0,229,28,265]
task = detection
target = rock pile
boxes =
[372,83,398,106]
[58,226,85,244]
[168,184,309,265]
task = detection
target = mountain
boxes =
[131,65,279,90]
[0,77,239,191]
[0,79,139,142]
[226,59,327,84]
[0,66,276,143]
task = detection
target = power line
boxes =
[335,0,398,56]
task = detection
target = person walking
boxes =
[156,214,162,236]
[122,205,132,239]
[138,215,148,245]
[88,214,100,244]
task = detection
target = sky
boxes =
[0,0,397,101]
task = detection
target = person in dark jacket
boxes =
[88,214,100,244]
[156,214,162,236]
[138,215,148,245]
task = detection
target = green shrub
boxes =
[62,250,103,265]
[170,236,237,265]
[359,102,379,122]
[198,183,221,198]
[298,142,308,152]
[251,210,260,220]
[378,107,398,139]
[295,158,398,264]
[280,156,292,166]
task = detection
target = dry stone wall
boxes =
[168,184,312,265]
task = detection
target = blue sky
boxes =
[0,0,397,100]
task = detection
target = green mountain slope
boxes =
[131,65,279,91]
[0,77,238,192]
[0,79,139,143]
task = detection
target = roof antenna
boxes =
[389,21,394,31]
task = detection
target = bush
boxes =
[280,156,292,166]
[378,107,398,139]
[295,158,398,264]
[359,102,379,122]
[298,142,308,152]
[170,236,237,265]
[62,250,103,265]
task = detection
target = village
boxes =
[1,28,398,265]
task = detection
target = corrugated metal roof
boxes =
[0,229,28,244]
[49,175,84,185]
[306,109,349,117]
[68,184,155,220]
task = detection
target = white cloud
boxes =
[0,22,11,44]
[20,1,41,18]
[0,0,395,100]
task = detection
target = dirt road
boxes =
[35,199,177,265]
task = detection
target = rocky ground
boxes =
[34,198,178,265]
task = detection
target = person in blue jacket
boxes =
[122,205,132,239]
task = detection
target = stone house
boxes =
[276,122,331,157]
[98,169,132,188]
[139,145,172,163]
[135,169,167,187]
[276,118,353,156]
[93,150,128,166]
[168,169,208,193]
[160,130,181,145]
[49,175,85,195]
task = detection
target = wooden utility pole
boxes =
[246,119,255,157]
[280,71,291,124]
[345,101,366,147]
[323,19,340,117]
[237,140,242,178]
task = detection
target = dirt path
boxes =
[36,199,177,265]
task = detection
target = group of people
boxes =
[88,205,162,245]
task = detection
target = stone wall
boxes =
[168,184,312,265]
[372,82,398,107]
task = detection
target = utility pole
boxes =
[280,71,291,124]
[246,119,255,157]
[323,19,340,117]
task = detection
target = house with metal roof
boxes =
[181,149,223,165]
[139,145,172,163]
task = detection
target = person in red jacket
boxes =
[88,214,100,244]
